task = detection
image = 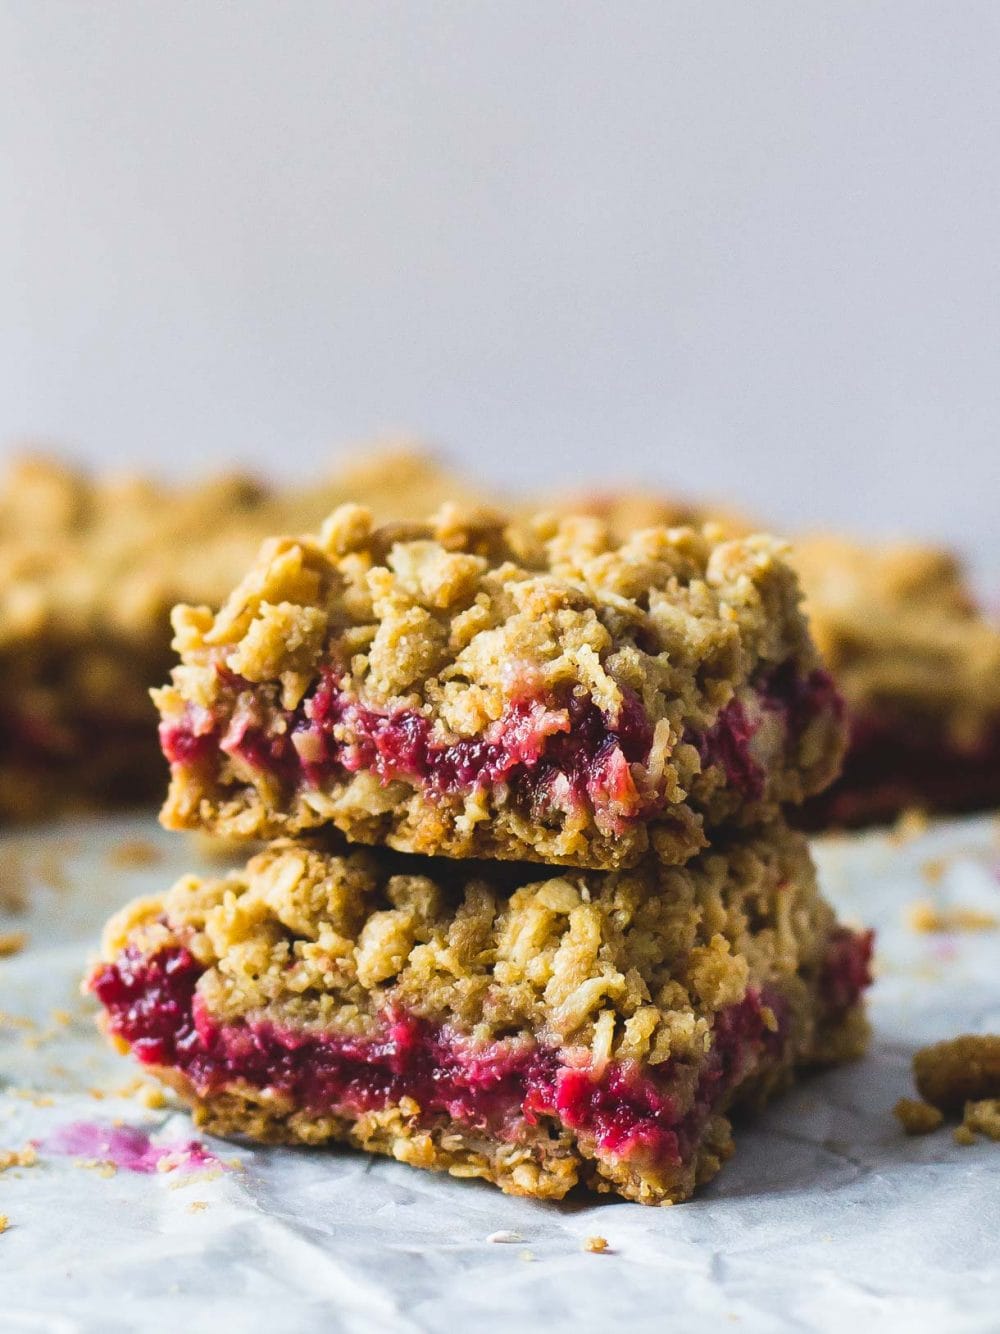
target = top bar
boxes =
[156,505,845,869]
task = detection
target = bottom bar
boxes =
[89,827,872,1205]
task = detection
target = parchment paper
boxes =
[2,812,999,1334]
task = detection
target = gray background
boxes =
[1,2,997,562]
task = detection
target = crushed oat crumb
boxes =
[889,809,930,845]
[487,1230,523,1244]
[0,1145,38,1172]
[962,1099,1000,1142]
[75,1158,118,1178]
[893,1098,944,1135]
[953,1125,977,1147]
[583,1235,610,1253]
[907,902,998,934]
[920,858,947,886]
[0,931,27,958]
[913,1034,1000,1111]
[106,839,163,869]
[187,1200,209,1213]
[167,1168,223,1189]
[0,1214,9,1233]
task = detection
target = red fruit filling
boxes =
[818,926,875,1014]
[162,668,659,835]
[693,697,765,800]
[161,659,841,826]
[799,711,1000,828]
[690,667,841,801]
[90,930,869,1170]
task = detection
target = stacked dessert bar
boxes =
[90,502,872,1204]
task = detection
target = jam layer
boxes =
[91,927,871,1173]
[162,662,841,835]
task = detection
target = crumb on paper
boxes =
[167,1167,223,1190]
[962,1099,1000,1142]
[50,1009,72,1027]
[106,839,163,869]
[187,1200,209,1213]
[583,1235,609,1254]
[487,1230,523,1244]
[0,1145,38,1172]
[913,1034,1000,1111]
[907,901,998,933]
[111,1075,169,1109]
[6,1087,54,1108]
[953,1125,977,1147]
[75,1157,118,1178]
[920,857,947,886]
[0,931,27,958]
[0,1012,37,1032]
[893,1098,944,1135]
[889,808,930,845]
[0,1214,9,1234]
[519,1250,535,1263]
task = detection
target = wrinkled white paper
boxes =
[2,812,999,1333]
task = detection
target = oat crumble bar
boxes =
[791,537,1000,826]
[154,505,845,868]
[89,825,871,1205]
[0,449,480,820]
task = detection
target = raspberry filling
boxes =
[818,926,875,1014]
[162,668,659,836]
[89,932,870,1171]
[691,667,842,800]
[161,659,841,825]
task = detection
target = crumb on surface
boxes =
[167,1167,223,1190]
[907,902,997,933]
[0,1214,9,1233]
[106,839,163,869]
[920,858,947,886]
[889,808,930,845]
[0,1145,38,1172]
[914,1034,1000,1110]
[953,1124,977,1147]
[0,1011,36,1031]
[75,1158,118,1178]
[583,1235,610,1254]
[0,931,27,958]
[111,1075,169,1109]
[893,1098,944,1135]
[187,1200,209,1213]
[962,1099,1000,1142]
[487,1230,523,1244]
[519,1250,535,1263]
